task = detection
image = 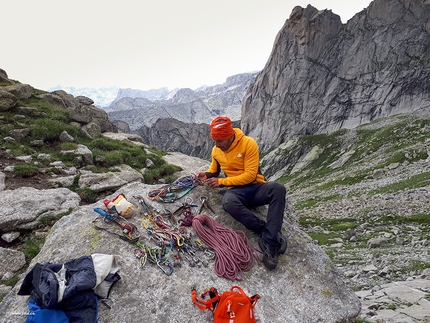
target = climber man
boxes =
[197,116,287,270]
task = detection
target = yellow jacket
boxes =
[206,128,266,187]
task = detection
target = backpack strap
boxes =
[191,287,219,312]
[231,285,260,308]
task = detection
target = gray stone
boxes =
[367,237,390,248]
[49,161,66,168]
[1,232,20,243]
[48,175,75,188]
[8,128,30,140]
[373,169,385,179]
[388,162,400,170]
[0,248,26,276]
[37,153,51,161]
[29,140,44,147]
[2,136,15,143]
[145,158,155,168]
[75,144,93,165]
[0,90,17,111]
[1,187,80,232]
[241,1,430,154]
[78,164,142,192]
[81,122,101,139]
[15,155,32,163]
[3,83,33,100]
[59,130,75,142]
[75,95,94,105]
[0,172,5,191]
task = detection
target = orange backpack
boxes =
[192,286,260,323]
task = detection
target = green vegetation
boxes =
[276,115,430,197]
[353,319,372,323]
[300,216,357,232]
[295,194,342,210]
[369,172,430,195]
[3,276,19,287]
[22,234,45,261]
[38,208,73,226]
[0,91,184,189]
[376,213,430,226]
[306,232,342,245]
[13,163,40,177]
[407,260,430,272]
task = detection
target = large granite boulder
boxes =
[0,181,360,322]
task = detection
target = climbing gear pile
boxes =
[146,175,202,203]
[91,178,256,280]
[192,214,259,280]
[192,285,260,323]
[92,191,215,275]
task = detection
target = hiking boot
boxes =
[277,232,287,255]
[258,237,278,270]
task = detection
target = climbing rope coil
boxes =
[192,214,260,281]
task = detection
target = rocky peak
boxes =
[242,0,430,153]
[170,87,199,103]
[107,73,257,130]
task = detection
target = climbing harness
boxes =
[146,175,201,203]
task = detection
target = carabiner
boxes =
[157,260,173,276]
[175,235,184,247]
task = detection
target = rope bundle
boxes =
[192,214,259,280]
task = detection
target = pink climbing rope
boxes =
[191,214,260,280]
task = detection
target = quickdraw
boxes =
[93,207,140,243]
[133,244,173,276]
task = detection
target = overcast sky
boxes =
[3,0,373,91]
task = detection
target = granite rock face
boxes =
[242,0,430,153]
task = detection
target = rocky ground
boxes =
[288,152,430,322]
[1,140,429,322]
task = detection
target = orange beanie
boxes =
[210,116,235,140]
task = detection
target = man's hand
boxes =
[197,172,207,181]
[205,177,220,188]
[197,172,220,188]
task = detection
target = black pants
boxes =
[222,182,286,250]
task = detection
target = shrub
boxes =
[3,276,19,287]
[30,119,77,142]
[38,208,73,226]
[77,188,99,204]
[22,235,45,260]
[13,164,39,177]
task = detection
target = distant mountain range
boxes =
[48,85,120,107]
[49,78,235,108]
